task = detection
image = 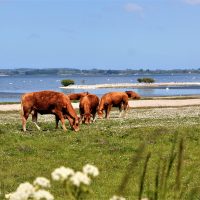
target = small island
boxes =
[60,82,200,90]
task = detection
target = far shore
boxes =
[60,82,200,90]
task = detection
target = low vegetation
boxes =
[0,107,200,199]
[61,79,75,87]
[137,78,155,83]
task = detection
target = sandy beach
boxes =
[1,98,200,111]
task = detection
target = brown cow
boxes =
[21,91,79,132]
[125,91,140,99]
[67,92,89,100]
[79,94,99,124]
[98,92,129,119]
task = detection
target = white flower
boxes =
[141,198,149,200]
[51,166,74,181]
[70,171,91,187]
[5,193,12,199]
[82,164,99,177]
[33,177,51,188]
[5,192,26,200]
[33,189,54,200]
[110,195,126,200]
[5,182,35,200]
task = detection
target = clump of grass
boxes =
[117,143,145,196]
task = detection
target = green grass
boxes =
[0,108,200,199]
[0,102,20,105]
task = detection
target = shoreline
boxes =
[60,82,200,89]
[1,97,200,111]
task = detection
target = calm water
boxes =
[0,74,200,102]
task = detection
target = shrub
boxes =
[61,79,75,86]
[137,78,155,83]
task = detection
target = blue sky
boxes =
[0,0,200,70]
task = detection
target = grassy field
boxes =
[0,106,200,199]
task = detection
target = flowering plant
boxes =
[5,179,53,200]
[5,164,99,200]
[51,164,99,199]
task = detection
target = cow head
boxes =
[98,110,104,119]
[125,91,140,99]
[79,92,89,99]
[83,113,92,124]
[72,117,80,132]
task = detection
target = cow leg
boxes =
[118,103,123,118]
[22,111,29,132]
[32,111,41,131]
[65,114,74,128]
[105,105,112,119]
[55,115,59,129]
[123,101,129,117]
[92,110,97,122]
[92,113,96,122]
[55,111,67,131]
[79,108,84,124]
[79,113,84,124]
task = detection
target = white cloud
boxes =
[184,0,200,5]
[124,3,143,13]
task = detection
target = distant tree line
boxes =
[1,68,200,76]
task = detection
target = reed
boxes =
[117,143,145,196]
[138,152,151,200]
[114,136,195,200]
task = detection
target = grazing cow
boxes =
[67,92,89,100]
[125,91,140,99]
[79,94,99,124]
[98,92,129,119]
[21,91,79,132]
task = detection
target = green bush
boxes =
[137,77,155,83]
[61,79,75,86]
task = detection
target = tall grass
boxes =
[115,137,199,200]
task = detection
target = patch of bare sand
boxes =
[0,99,200,111]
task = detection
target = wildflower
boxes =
[33,189,54,200]
[82,164,99,177]
[33,177,51,188]
[70,171,91,187]
[51,166,74,182]
[5,182,35,200]
[110,195,126,200]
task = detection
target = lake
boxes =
[0,73,200,102]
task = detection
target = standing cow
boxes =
[21,91,79,132]
[98,92,129,119]
[125,91,140,99]
[79,94,99,124]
